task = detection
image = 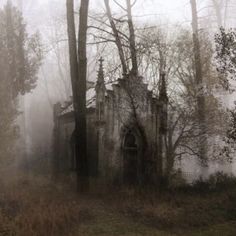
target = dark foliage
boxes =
[215,27,236,91]
[227,106,236,141]
[182,172,236,193]
[0,2,42,160]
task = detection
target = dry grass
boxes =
[0,169,92,236]
[0,169,236,236]
[101,185,236,235]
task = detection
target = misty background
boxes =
[1,0,236,179]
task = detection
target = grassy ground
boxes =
[0,172,236,236]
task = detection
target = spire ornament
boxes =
[96,57,105,88]
[159,72,168,100]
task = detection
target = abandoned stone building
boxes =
[53,59,168,184]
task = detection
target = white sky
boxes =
[1,0,192,28]
[2,1,236,37]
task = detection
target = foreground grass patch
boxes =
[0,172,236,235]
[190,222,236,236]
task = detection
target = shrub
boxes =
[191,172,236,193]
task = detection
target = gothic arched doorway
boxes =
[123,130,140,184]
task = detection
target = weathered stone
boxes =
[53,60,168,185]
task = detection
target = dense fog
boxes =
[1,0,236,178]
[1,1,236,235]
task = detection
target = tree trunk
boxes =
[66,0,78,109]
[104,0,128,75]
[17,0,23,11]
[190,0,207,164]
[212,0,223,28]
[77,0,90,192]
[223,0,229,28]
[126,0,138,75]
[66,0,89,192]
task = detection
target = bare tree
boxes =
[104,0,128,75]
[212,0,223,27]
[66,0,90,192]
[126,0,138,75]
[103,0,138,75]
[211,0,231,28]
[190,0,207,164]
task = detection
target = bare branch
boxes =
[88,25,114,37]
[104,0,128,74]
[113,0,127,11]
[131,0,137,8]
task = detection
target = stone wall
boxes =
[53,71,167,185]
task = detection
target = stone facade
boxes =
[53,59,168,184]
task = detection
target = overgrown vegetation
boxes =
[0,1,42,161]
[0,170,236,236]
[0,1,235,235]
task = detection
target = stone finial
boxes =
[97,57,104,85]
[99,57,104,65]
[96,57,106,92]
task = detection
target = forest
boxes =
[0,0,236,235]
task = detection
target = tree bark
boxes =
[126,0,138,75]
[66,0,89,192]
[190,0,207,164]
[66,0,78,108]
[212,0,223,28]
[104,0,128,75]
[77,0,90,192]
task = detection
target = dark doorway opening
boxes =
[123,131,139,184]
